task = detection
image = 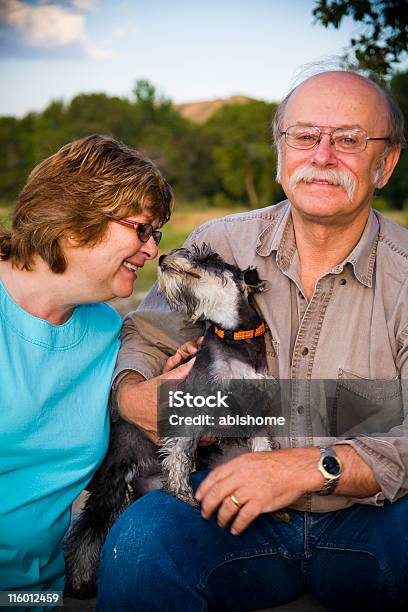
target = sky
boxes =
[0,0,393,117]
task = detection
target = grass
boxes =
[0,202,13,225]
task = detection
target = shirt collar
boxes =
[256,201,380,288]
[332,210,379,288]
[256,200,292,260]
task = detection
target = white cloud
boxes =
[111,23,139,38]
[70,0,97,11]
[0,0,109,59]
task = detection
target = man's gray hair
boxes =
[272,70,406,155]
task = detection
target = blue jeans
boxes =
[96,471,408,611]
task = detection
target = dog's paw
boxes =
[175,492,200,508]
[270,510,291,523]
[162,486,200,508]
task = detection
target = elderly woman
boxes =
[0,134,194,599]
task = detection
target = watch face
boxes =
[322,455,341,476]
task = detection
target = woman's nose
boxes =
[142,236,158,260]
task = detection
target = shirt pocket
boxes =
[330,368,403,437]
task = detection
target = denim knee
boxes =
[96,490,211,612]
[100,490,176,571]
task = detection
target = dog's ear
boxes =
[243,268,269,293]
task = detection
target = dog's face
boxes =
[158,244,268,328]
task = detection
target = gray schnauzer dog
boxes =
[157,244,277,505]
[64,244,276,599]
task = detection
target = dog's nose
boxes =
[159,254,167,266]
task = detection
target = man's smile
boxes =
[304,179,341,187]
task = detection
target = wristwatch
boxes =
[317,447,342,495]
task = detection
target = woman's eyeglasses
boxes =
[110,217,162,245]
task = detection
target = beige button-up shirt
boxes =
[113,200,408,512]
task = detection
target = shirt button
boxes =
[340,278,347,285]
[301,347,309,356]
[297,405,304,415]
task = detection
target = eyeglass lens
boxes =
[285,126,367,152]
[137,224,162,245]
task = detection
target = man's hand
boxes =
[163,336,204,373]
[195,448,323,535]
[194,444,381,535]
[116,337,204,444]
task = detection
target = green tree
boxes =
[66,93,136,143]
[205,101,283,208]
[382,70,408,208]
[130,80,199,199]
[29,100,71,162]
[0,113,39,202]
[313,0,407,75]
[0,117,27,199]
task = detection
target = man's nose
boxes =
[310,133,338,165]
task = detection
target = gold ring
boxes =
[230,494,242,509]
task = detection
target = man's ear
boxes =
[376,146,401,189]
[243,268,269,293]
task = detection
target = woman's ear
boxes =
[64,233,79,246]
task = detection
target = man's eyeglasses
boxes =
[281,125,390,154]
[110,217,162,245]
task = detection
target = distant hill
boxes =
[175,95,252,123]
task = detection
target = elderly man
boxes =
[97,71,407,611]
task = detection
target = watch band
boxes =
[317,447,342,496]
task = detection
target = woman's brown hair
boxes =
[0,134,173,273]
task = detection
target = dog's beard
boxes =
[158,274,196,318]
[159,273,215,324]
[158,270,241,329]
[288,165,357,202]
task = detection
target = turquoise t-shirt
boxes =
[0,279,122,596]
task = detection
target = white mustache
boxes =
[288,166,357,202]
